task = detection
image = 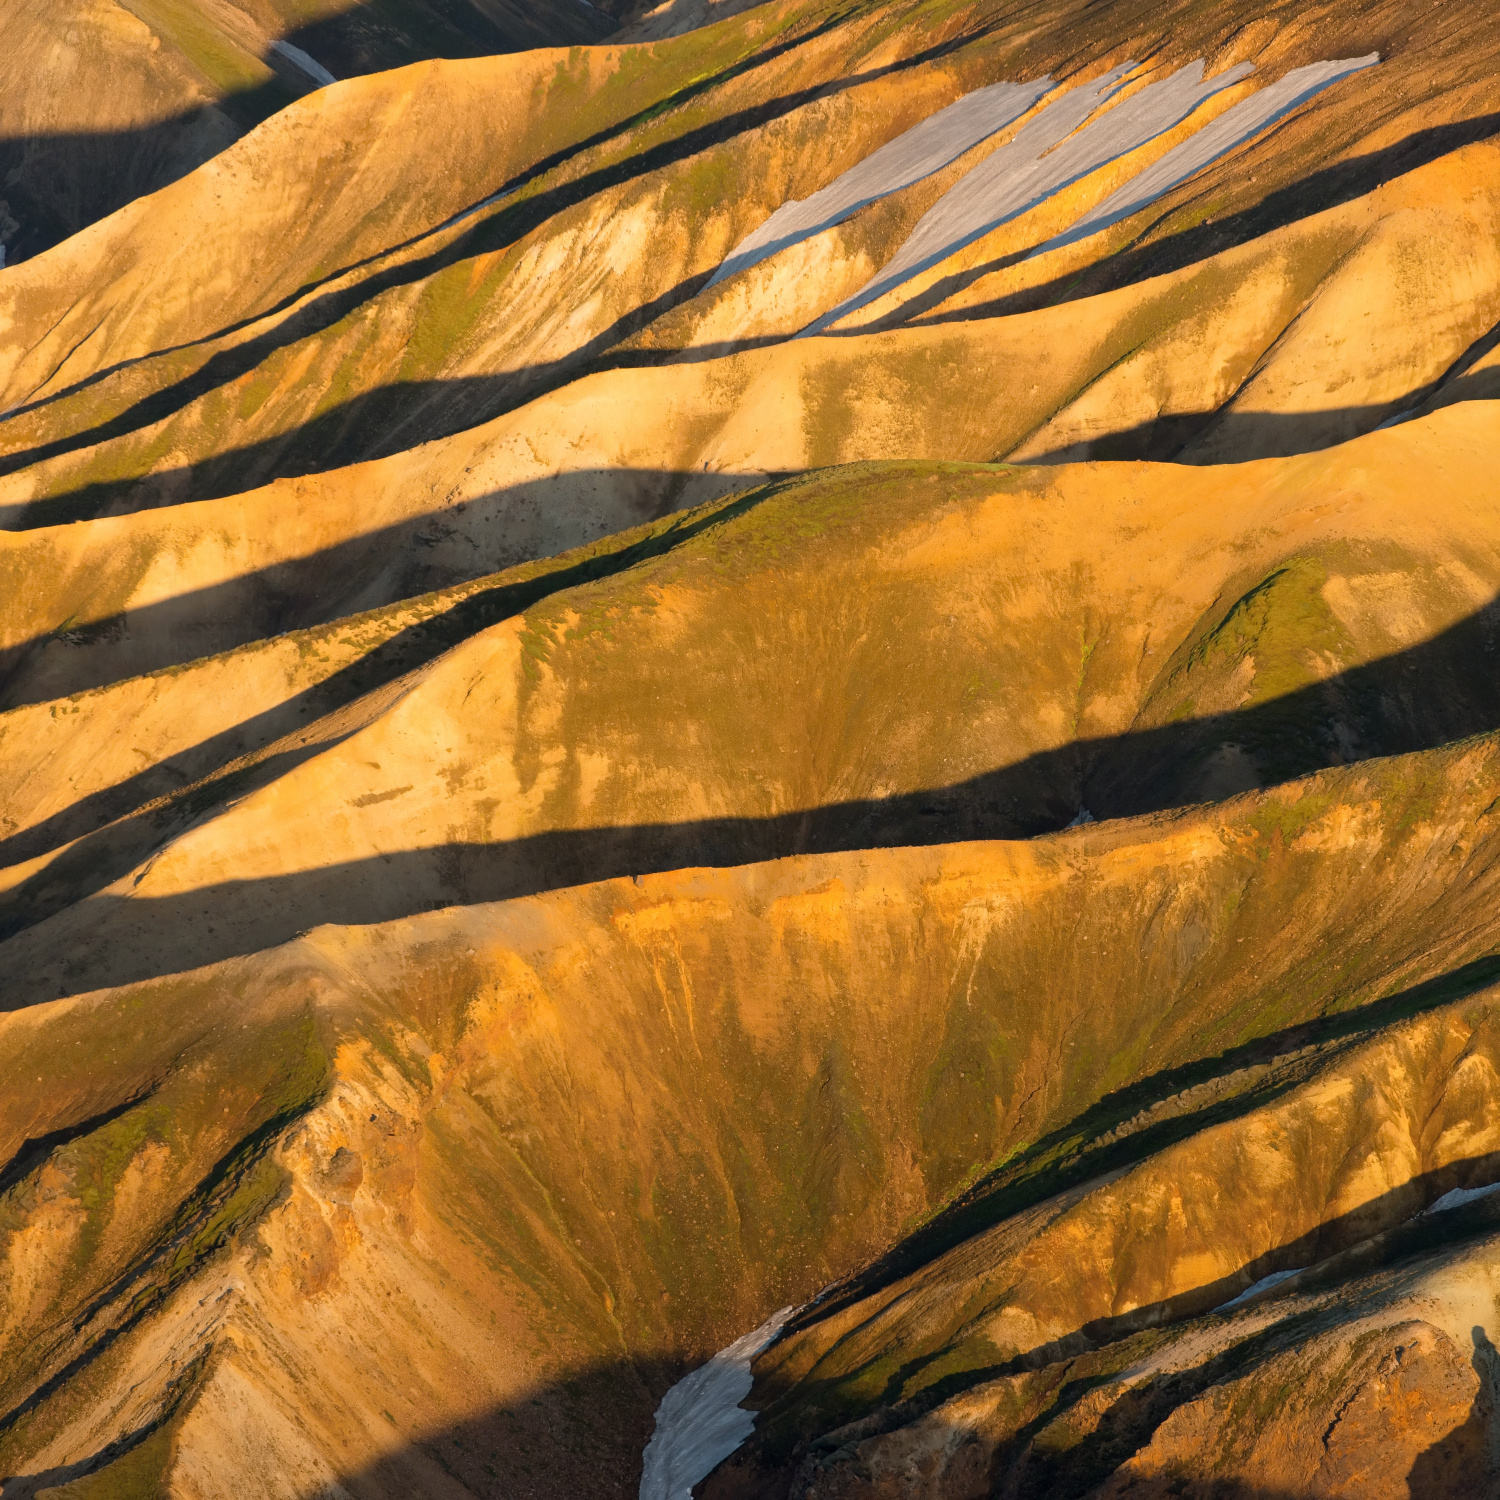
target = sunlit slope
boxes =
[1,0,1498,1487]
[2,405,1498,1005]
[2,734,1499,1495]
[0,0,286,266]
[711,944,1500,1493]
[0,0,613,266]
[1,89,1494,698]
[2,0,1497,538]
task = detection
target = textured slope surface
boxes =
[5,738,1500,1495]
[2,0,1499,1492]
[3,402,1498,1006]
[0,0,614,265]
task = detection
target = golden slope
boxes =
[3,401,1498,1005]
[2,0,1496,544]
[2,731,1500,1494]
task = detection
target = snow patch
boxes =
[1067,806,1096,827]
[708,78,1049,290]
[1216,1267,1304,1310]
[1424,1181,1500,1215]
[799,52,1377,335]
[1024,55,1379,260]
[272,40,337,89]
[639,1305,795,1499]
[802,58,1264,334]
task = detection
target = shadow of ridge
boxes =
[0,0,646,270]
[797,954,1500,1330]
[907,108,1500,327]
[0,4,867,428]
[0,311,720,531]
[6,359,1491,541]
[0,466,771,710]
[272,0,614,80]
[0,1348,209,1500]
[0,82,296,266]
[5,591,1500,1007]
[1010,312,1500,465]
[315,1357,668,1500]
[0,24,987,487]
[1015,393,1499,466]
[0,1088,159,1197]
[2,1354,668,1499]
[747,1163,1500,1488]
[1408,1324,1500,1498]
[0,481,776,906]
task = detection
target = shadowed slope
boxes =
[0,0,617,266]
[2,0,1497,541]
[3,734,1500,1493]
[3,405,1498,1002]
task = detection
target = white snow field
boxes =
[271,40,338,89]
[801,57,1266,333]
[1424,1180,1500,1215]
[638,1305,796,1499]
[706,77,1050,289]
[1216,1267,1305,1310]
[1024,54,1380,259]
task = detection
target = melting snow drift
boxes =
[1217,1267,1305,1310]
[639,1305,795,1499]
[708,78,1049,289]
[1424,1180,1500,1215]
[271,40,338,89]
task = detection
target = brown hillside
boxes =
[2,0,1499,1491]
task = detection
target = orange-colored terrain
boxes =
[1,0,1498,1494]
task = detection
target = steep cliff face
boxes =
[3,0,1499,1490]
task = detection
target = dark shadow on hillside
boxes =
[1408,1326,1500,1499]
[1019,392,1498,465]
[1013,317,1500,464]
[332,1165,1500,1497]
[740,1163,1500,1488]
[274,0,614,78]
[3,593,1500,1006]
[0,3,864,424]
[796,955,1500,1327]
[6,354,1493,533]
[910,108,1500,327]
[0,1344,667,1500]
[0,0,626,267]
[0,468,768,707]
[0,315,720,530]
[5,72,1485,494]
[0,23,1020,484]
[0,83,296,265]
[0,480,770,882]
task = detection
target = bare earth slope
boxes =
[0,0,614,265]
[1,0,1499,1492]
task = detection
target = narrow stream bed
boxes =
[639,1305,796,1499]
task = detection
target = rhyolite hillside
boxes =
[0,0,615,265]
[2,0,1499,1493]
